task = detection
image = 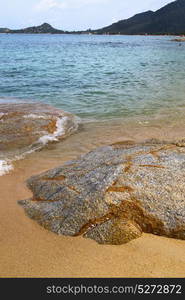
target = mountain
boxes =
[10,23,65,34]
[95,0,185,35]
[8,23,65,34]
[0,28,10,33]
[1,0,185,35]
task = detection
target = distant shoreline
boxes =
[0,32,184,37]
[1,1,185,37]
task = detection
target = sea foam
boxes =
[0,115,79,176]
[0,102,80,176]
[23,114,48,119]
[38,116,78,145]
[0,160,14,176]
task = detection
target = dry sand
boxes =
[0,119,185,278]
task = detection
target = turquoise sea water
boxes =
[0,34,185,121]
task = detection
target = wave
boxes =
[38,116,76,145]
[0,101,80,176]
[0,160,13,176]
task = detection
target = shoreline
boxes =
[0,147,185,278]
[0,32,184,37]
[0,113,185,277]
[0,102,79,176]
[2,103,185,177]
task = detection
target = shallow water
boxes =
[1,34,185,120]
[1,34,185,175]
[0,102,78,175]
[1,35,185,278]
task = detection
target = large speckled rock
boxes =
[18,140,185,245]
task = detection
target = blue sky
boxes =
[0,0,174,30]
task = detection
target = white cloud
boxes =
[34,0,66,12]
[34,0,109,12]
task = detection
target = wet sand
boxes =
[0,119,185,278]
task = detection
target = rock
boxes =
[18,140,185,245]
[172,38,185,42]
[0,102,78,162]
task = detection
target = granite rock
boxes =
[18,140,185,245]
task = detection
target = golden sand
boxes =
[0,119,185,278]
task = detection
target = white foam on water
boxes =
[0,113,5,118]
[0,114,80,176]
[0,160,14,176]
[0,112,8,120]
[0,146,43,177]
[38,116,77,145]
[23,114,48,120]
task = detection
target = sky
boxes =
[0,0,174,31]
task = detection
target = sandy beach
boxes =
[0,120,185,278]
[1,0,185,280]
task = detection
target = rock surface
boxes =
[19,140,185,245]
[172,38,185,42]
[0,102,78,161]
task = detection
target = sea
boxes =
[1,33,185,175]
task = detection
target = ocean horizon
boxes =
[1,0,185,282]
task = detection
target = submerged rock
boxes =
[172,38,185,42]
[18,140,185,245]
[0,102,78,174]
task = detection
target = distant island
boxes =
[0,23,65,34]
[0,0,185,35]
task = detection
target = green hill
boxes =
[96,0,185,35]
[9,23,65,34]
